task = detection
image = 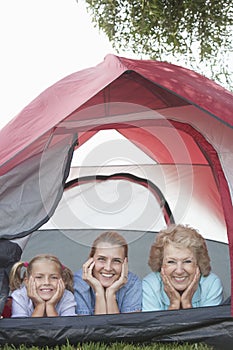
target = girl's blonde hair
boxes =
[89,231,128,258]
[148,224,211,276]
[9,254,74,292]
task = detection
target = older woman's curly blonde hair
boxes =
[148,224,211,276]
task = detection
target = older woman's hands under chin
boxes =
[161,266,200,310]
[180,267,200,309]
[161,267,181,310]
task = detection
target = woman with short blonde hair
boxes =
[143,224,223,311]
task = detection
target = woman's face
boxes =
[92,242,125,288]
[162,243,197,292]
[27,260,61,301]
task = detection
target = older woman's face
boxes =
[162,243,197,292]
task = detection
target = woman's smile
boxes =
[162,243,197,292]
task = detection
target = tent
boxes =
[0,54,233,349]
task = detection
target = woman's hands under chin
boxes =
[106,258,128,295]
[180,266,200,309]
[161,266,200,309]
[161,267,181,310]
[82,258,104,295]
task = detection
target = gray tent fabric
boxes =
[0,134,77,239]
[0,304,232,349]
[21,229,231,300]
[0,240,22,314]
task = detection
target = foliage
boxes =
[0,341,213,350]
[81,0,233,91]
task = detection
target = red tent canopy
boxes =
[0,54,232,172]
[0,54,233,314]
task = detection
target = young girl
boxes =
[9,254,76,317]
[74,231,142,315]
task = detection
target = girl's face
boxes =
[92,242,125,288]
[27,260,62,301]
[162,243,197,292]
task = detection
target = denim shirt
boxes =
[142,271,223,311]
[74,269,142,315]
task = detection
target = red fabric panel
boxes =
[1,297,12,318]
[117,55,233,123]
[76,131,97,149]
[0,56,126,169]
[117,125,208,164]
[1,54,232,172]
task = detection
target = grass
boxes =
[0,342,213,350]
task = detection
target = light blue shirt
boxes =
[142,271,223,311]
[11,285,77,317]
[74,269,142,315]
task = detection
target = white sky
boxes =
[1,1,231,132]
[0,0,135,130]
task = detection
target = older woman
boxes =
[74,231,142,315]
[142,224,223,311]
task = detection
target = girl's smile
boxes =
[27,261,61,301]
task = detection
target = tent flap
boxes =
[0,305,232,349]
[0,134,77,239]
